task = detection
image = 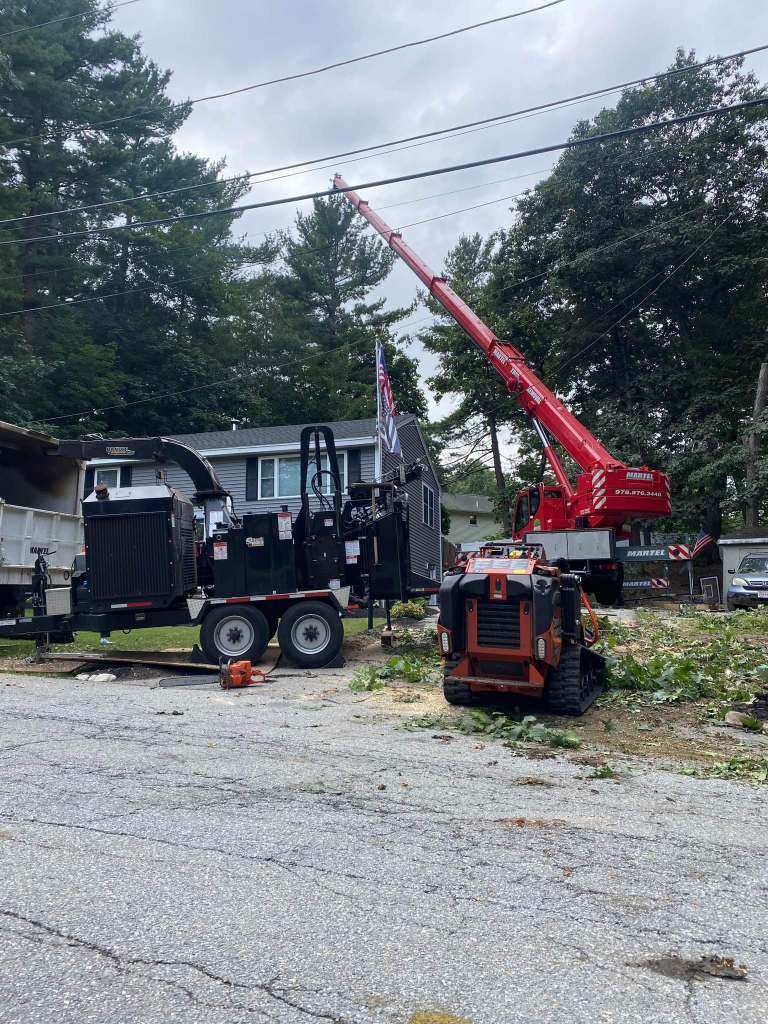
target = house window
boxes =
[422,483,436,529]
[469,514,478,526]
[249,452,347,501]
[95,468,119,489]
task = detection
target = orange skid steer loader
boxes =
[436,545,605,716]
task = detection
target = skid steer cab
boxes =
[436,544,605,716]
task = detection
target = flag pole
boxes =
[371,342,382,630]
[375,341,383,482]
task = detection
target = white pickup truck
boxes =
[0,421,84,615]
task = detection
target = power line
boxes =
[1,2,564,149]
[3,42,765,227]
[3,96,766,250]
[489,207,705,299]
[0,175,727,322]
[1,183,539,320]
[43,331,381,424]
[0,0,142,40]
[397,188,536,229]
[0,166,550,294]
[34,198,739,423]
[0,166,549,292]
[550,209,737,376]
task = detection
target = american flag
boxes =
[376,342,402,456]
[691,526,715,559]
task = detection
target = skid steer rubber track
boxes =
[546,643,604,716]
[442,660,481,706]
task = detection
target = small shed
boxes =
[717,526,768,594]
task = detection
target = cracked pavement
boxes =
[1,668,766,1023]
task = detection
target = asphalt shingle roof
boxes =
[167,415,415,451]
[442,492,495,514]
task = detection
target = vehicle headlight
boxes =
[439,631,450,654]
[536,637,546,659]
[732,577,748,587]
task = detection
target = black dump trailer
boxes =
[0,425,436,668]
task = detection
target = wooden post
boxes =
[381,599,393,648]
[745,361,768,529]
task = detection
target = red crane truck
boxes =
[333,175,672,604]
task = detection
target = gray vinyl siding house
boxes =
[86,415,442,582]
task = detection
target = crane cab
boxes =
[512,485,571,538]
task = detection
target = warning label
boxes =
[277,511,293,540]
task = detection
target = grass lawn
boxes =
[0,615,385,661]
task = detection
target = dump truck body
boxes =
[0,421,84,612]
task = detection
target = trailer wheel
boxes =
[200,605,270,664]
[277,601,343,668]
[442,660,481,706]
[546,642,603,716]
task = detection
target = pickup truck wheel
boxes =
[200,605,270,664]
[277,601,343,668]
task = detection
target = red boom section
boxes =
[334,175,672,527]
[333,175,619,474]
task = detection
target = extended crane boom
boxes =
[333,174,671,539]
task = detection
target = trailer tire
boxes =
[200,605,270,665]
[443,661,481,706]
[592,584,619,607]
[277,601,343,668]
[546,642,602,716]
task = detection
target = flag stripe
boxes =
[376,343,401,457]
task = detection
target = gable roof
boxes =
[718,526,768,544]
[166,416,404,452]
[443,492,495,514]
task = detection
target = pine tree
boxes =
[273,195,426,422]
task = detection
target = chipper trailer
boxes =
[0,424,435,668]
[333,175,674,712]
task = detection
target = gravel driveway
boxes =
[1,666,765,1023]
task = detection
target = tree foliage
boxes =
[426,51,768,534]
[0,2,424,437]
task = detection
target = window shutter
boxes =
[245,458,259,501]
[120,465,133,487]
[348,449,361,485]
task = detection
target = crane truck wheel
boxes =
[443,661,482,706]
[277,600,343,668]
[545,642,603,716]
[201,605,271,665]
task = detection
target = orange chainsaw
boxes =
[219,659,268,690]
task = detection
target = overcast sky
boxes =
[112,0,768,452]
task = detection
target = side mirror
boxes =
[728,569,735,574]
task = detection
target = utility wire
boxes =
[550,209,737,376]
[0,166,551,288]
[489,207,705,299]
[43,332,380,424]
[1,183,539,320]
[1,2,564,148]
[0,175,727,322]
[3,96,766,250]
[0,0,142,40]
[29,202,739,427]
[36,203,738,423]
[3,42,765,227]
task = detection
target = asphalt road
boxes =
[1,667,766,1024]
